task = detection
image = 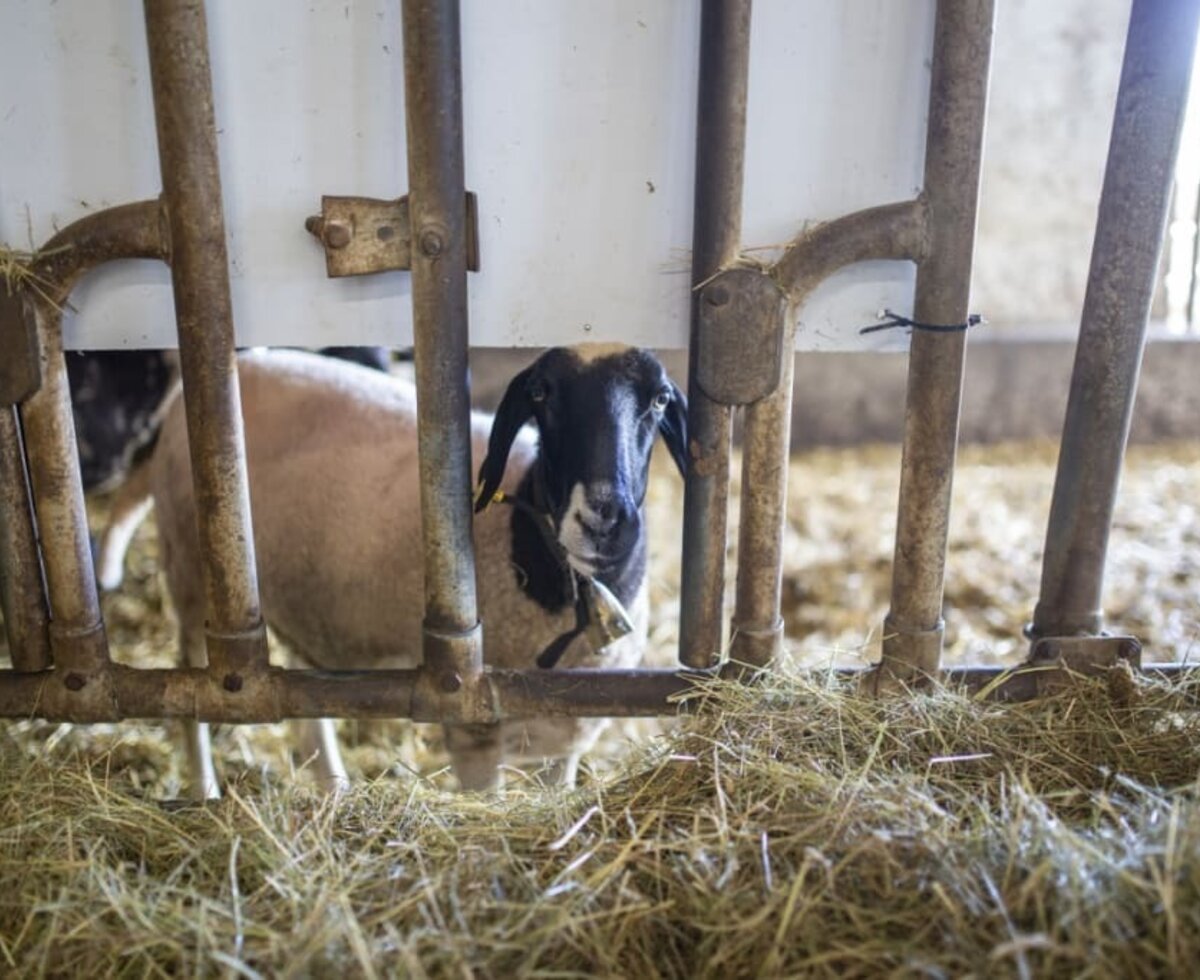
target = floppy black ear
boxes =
[475,365,536,513]
[657,380,688,479]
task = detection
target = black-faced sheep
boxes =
[104,343,686,796]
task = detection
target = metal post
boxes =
[1031,0,1200,639]
[679,0,753,669]
[0,406,51,671]
[401,0,484,685]
[19,315,112,684]
[880,0,994,681]
[144,0,269,677]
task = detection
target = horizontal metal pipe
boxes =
[1031,0,1200,639]
[883,0,994,680]
[679,0,754,669]
[144,0,268,675]
[401,0,483,681]
[0,662,1192,721]
[0,406,51,671]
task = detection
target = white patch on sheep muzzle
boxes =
[558,482,623,576]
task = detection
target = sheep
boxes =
[71,347,391,495]
[84,346,391,590]
[106,343,687,797]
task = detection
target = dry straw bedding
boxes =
[1,440,1198,975]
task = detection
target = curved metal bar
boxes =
[727,199,929,668]
[17,201,168,689]
[678,0,754,669]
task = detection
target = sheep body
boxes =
[146,348,649,792]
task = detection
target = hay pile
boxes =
[1,669,1199,975]
[1,439,1199,973]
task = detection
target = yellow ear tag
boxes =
[474,481,506,513]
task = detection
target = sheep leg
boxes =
[95,459,154,591]
[540,754,583,789]
[293,719,350,794]
[444,723,503,792]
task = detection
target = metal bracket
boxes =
[1029,634,1142,673]
[0,290,41,405]
[695,266,787,405]
[1027,634,1143,698]
[305,193,480,278]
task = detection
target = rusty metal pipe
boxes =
[0,406,51,671]
[13,202,167,688]
[881,0,994,682]
[729,201,929,668]
[679,0,754,669]
[144,0,268,677]
[1031,0,1200,640]
[0,661,1194,721]
[401,0,484,680]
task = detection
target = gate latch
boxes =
[305,193,480,278]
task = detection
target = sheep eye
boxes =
[529,382,547,404]
[651,388,672,412]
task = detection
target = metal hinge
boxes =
[305,193,480,278]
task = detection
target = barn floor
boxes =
[1,439,1199,975]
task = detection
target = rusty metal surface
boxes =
[880,0,995,681]
[695,267,786,405]
[726,202,929,669]
[144,0,269,676]
[0,660,1194,722]
[1031,0,1200,641]
[0,406,51,671]
[305,193,480,277]
[0,288,41,404]
[401,0,484,682]
[679,0,753,670]
[8,202,168,690]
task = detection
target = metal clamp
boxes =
[695,266,787,405]
[305,193,480,278]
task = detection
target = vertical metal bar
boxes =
[679,0,753,669]
[401,0,483,680]
[881,0,994,679]
[1031,0,1200,639]
[144,0,268,675]
[728,327,795,667]
[0,405,52,671]
[19,313,112,677]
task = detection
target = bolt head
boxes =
[64,672,86,692]
[706,284,730,307]
[419,229,445,257]
[223,673,244,693]
[439,671,462,694]
[324,220,352,249]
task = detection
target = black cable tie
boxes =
[859,308,985,336]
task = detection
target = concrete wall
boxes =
[972,0,1131,327]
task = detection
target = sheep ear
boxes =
[657,380,688,479]
[475,366,535,513]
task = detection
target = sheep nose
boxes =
[583,484,624,535]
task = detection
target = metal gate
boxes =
[1,0,1197,738]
